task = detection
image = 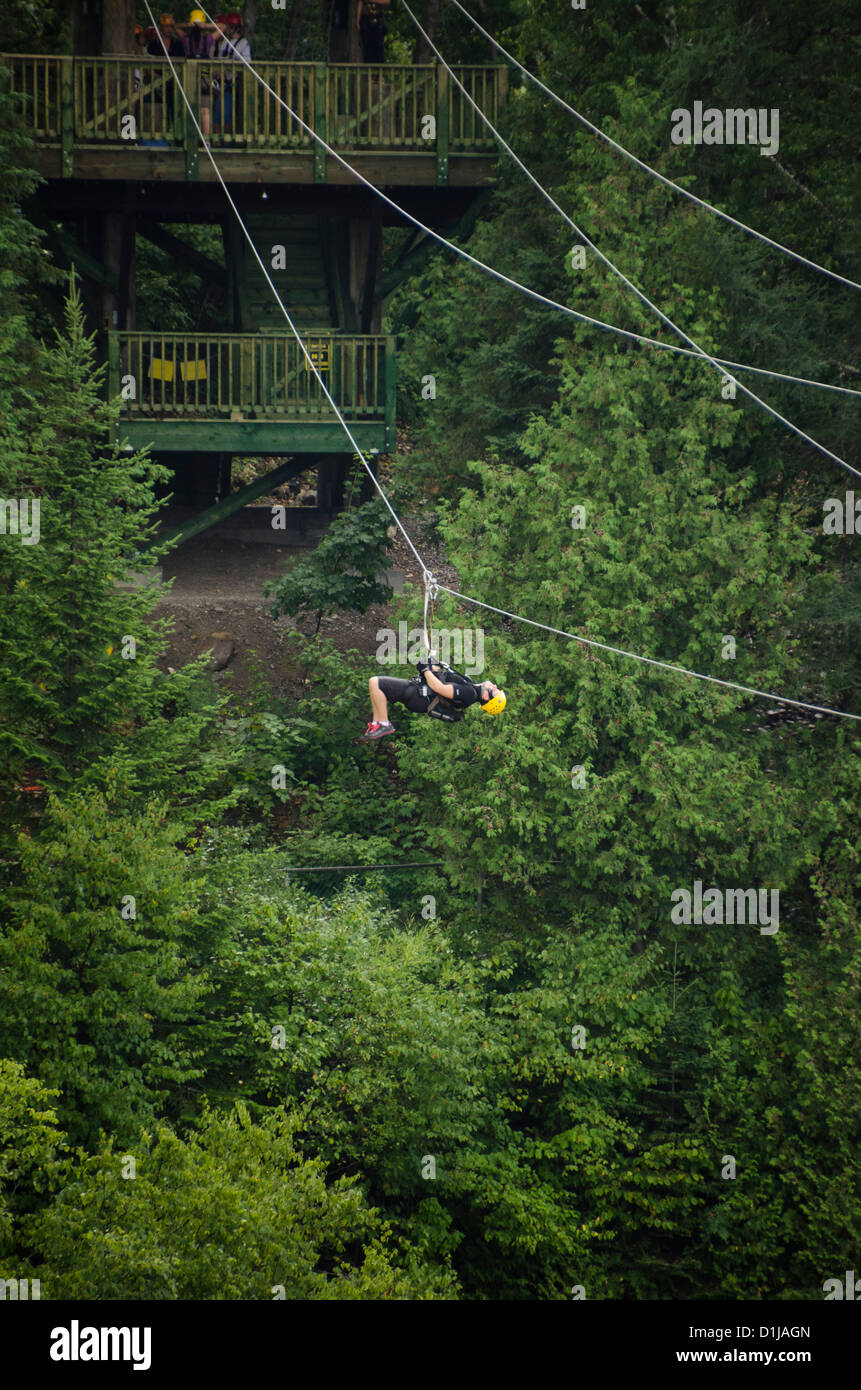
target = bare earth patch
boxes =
[152,507,459,701]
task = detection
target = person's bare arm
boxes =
[423,665,455,701]
[356,2,364,30]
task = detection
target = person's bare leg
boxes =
[369,676,390,723]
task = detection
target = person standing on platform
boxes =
[146,14,185,131]
[147,13,186,58]
[213,12,252,135]
[357,0,390,64]
[181,9,216,135]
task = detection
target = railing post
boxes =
[108,332,121,400]
[497,65,508,121]
[314,63,327,183]
[183,62,198,179]
[244,59,253,145]
[384,335,397,451]
[60,57,74,177]
[107,333,122,451]
[435,63,449,185]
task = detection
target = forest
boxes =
[0,0,859,1306]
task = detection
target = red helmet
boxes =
[225,10,243,24]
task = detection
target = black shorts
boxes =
[360,18,386,63]
[376,676,430,713]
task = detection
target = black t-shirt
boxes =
[147,36,185,58]
[428,666,482,709]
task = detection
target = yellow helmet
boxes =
[480,689,506,716]
[189,8,206,20]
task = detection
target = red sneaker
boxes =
[361,720,395,741]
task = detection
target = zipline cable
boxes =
[155,13,861,727]
[436,583,861,723]
[193,6,859,408]
[446,0,861,293]
[402,1,859,479]
[285,862,444,872]
[143,2,427,576]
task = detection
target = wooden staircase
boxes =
[236,214,343,332]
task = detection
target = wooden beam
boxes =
[35,219,120,292]
[21,147,499,188]
[153,454,311,548]
[374,188,491,299]
[119,419,387,453]
[138,222,227,286]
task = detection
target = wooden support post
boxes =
[384,335,397,453]
[314,64,327,183]
[359,211,382,333]
[100,211,124,338]
[316,453,349,511]
[107,332,121,403]
[60,57,74,178]
[435,63,449,186]
[118,185,137,332]
[183,62,198,181]
[243,62,253,145]
[497,64,509,116]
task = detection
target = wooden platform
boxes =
[4,55,506,188]
[111,331,395,455]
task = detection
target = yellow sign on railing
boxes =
[180,360,207,382]
[303,346,331,372]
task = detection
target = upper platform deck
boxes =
[4,55,506,188]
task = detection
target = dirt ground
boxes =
[152,505,460,701]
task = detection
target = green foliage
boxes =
[0,281,240,845]
[0,0,858,1305]
[0,1061,65,1259]
[0,793,208,1146]
[23,1104,455,1299]
[266,492,395,632]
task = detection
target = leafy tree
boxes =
[23,1103,456,1299]
[266,492,395,634]
[0,1061,65,1261]
[0,281,240,847]
[0,792,209,1146]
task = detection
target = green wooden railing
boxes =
[3,55,507,168]
[109,332,395,427]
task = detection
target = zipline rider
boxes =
[362,660,506,740]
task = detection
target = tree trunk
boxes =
[283,0,312,59]
[324,0,361,63]
[411,0,442,64]
[72,0,100,55]
[101,0,135,55]
[244,0,261,43]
